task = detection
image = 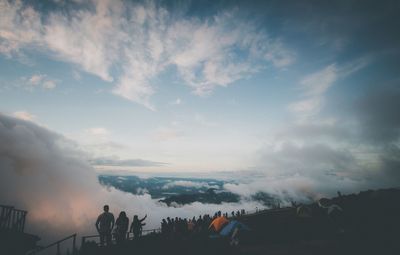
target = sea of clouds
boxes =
[0,114,263,246]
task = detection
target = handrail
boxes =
[28,233,77,255]
[81,228,161,246]
[0,205,28,232]
[127,228,161,239]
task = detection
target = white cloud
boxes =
[0,0,295,109]
[42,80,57,89]
[43,0,122,82]
[163,180,219,190]
[85,127,109,136]
[24,74,58,90]
[288,97,323,117]
[28,74,45,86]
[289,59,369,121]
[288,65,337,120]
[12,111,36,121]
[301,64,337,97]
[0,0,42,55]
[0,114,265,243]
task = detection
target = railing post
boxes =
[11,209,15,229]
[72,234,76,254]
[56,242,61,255]
[6,207,12,229]
[16,211,20,231]
[22,211,26,232]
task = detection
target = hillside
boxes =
[79,188,400,255]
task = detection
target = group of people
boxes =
[95,205,247,246]
[95,205,147,246]
[160,209,246,238]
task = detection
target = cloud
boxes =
[352,85,400,184]
[28,74,45,86]
[90,156,166,167]
[0,113,105,242]
[0,0,42,55]
[85,127,109,136]
[246,84,400,202]
[288,64,338,121]
[12,111,36,121]
[355,85,400,144]
[223,175,318,203]
[42,80,57,89]
[0,0,295,109]
[163,180,219,190]
[0,113,264,246]
[22,74,58,90]
[259,142,357,175]
[377,145,400,182]
[43,0,121,82]
[289,58,369,121]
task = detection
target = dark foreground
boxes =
[2,188,400,255]
[80,188,400,255]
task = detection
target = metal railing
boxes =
[81,228,161,246]
[28,234,77,255]
[0,204,27,232]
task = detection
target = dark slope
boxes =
[79,188,400,255]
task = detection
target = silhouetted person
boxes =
[114,211,129,244]
[130,214,147,238]
[188,219,194,233]
[161,219,168,235]
[95,205,115,246]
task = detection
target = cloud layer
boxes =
[0,114,262,246]
[0,0,294,109]
[90,156,166,167]
[248,84,400,200]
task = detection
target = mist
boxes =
[0,114,262,244]
[1,86,400,244]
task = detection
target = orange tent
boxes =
[209,217,229,232]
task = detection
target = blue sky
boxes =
[1,0,399,186]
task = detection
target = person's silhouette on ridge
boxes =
[115,211,129,244]
[95,205,115,246]
[130,214,147,238]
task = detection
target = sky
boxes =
[1,0,400,244]
[1,0,400,187]
[1,0,399,174]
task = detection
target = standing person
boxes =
[161,219,168,236]
[130,214,147,238]
[95,205,115,246]
[115,211,129,244]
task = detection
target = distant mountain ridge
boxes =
[98,175,285,207]
[159,188,240,206]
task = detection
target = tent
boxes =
[209,217,229,232]
[219,220,250,237]
[296,205,312,217]
[318,198,332,209]
[327,204,343,215]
